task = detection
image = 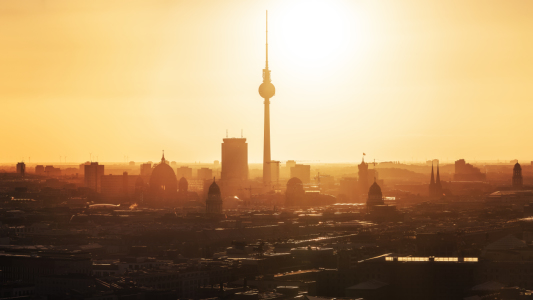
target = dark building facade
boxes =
[290,164,310,184]
[221,138,248,181]
[512,162,523,189]
[16,162,25,176]
[206,179,223,214]
[454,159,486,181]
[429,163,443,197]
[84,162,104,192]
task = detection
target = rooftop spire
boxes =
[265,10,269,71]
[161,150,165,163]
[262,10,272,84]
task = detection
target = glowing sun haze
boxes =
[1,0,533,163]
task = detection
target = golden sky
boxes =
[1,0,533,163]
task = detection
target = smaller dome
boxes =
[368,181,382,195]
[179,177,188,192]
[287,177,303,187]
[514,162,521,170]
[208,179,221,196]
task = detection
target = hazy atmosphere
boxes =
[4,1,533,300]
[2,0,533,163]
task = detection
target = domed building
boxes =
[179,177,188,192]
[367,180,384,207]
[148,153,178,204]
[366,180,402,222]
[177,176,200,205]
[286,177,305,207]
[206,178,223,214]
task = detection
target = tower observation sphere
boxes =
[259,82,275,99]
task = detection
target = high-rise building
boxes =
[258,11,276,186]
[512,162,523,189]
[84,162,104,192]
[454,159,486,181]
[45,165,61,177]
[221,138,248,181]
[286,160,297,168]
[140,163,152,179]
[339,177,358,202]
[16,162,25,176]
[290,164,310,184]
[78,162,91,175]
[35,165,45,176]
[197,168,213,181]
[176,166,193,180]
[101,172,129,202]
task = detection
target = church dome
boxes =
[368,181,382,196]
[287,177,303,187]
[179,177,188,192]
[208,180,221,196]
[149,161,177,193]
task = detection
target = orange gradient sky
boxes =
[1,0,533,163]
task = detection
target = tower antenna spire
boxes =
[266,10,269,71]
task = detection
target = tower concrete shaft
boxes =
[263,99,271,185]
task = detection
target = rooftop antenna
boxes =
[226,129,228,138]
[266,10,269,71]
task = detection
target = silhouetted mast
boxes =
[265,11,269,73]
[258,10,276,187]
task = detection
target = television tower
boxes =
[258,11,276,186]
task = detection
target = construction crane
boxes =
[277,160,321,163]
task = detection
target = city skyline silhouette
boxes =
[3,2,533,299]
